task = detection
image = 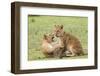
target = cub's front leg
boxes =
[53,46,65,59]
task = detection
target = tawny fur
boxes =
[42,34,64,58]
[53,25,84,56]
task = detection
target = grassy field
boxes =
[28,15,88,61]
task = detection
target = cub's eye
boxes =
[52,37,54,39]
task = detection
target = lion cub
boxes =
[42,34,64,58]
[53,25,84,56]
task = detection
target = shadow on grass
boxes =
[29,54,88,61]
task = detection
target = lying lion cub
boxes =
[42,34,64,58]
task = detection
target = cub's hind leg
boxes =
[67,46,77,57]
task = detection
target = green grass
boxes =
[28,15,88,61]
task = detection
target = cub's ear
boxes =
[49,33,54,37]
[44,34,47,39]
[60,25,63,29]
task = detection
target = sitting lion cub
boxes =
[42,34,64,58]
[53,25,84,56]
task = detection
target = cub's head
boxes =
[53,25,64,37]
[43,34,54,43]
